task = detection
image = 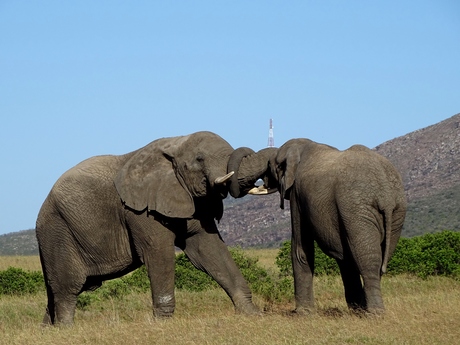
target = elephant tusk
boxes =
[247,185,277,195]
[214,171,235,185]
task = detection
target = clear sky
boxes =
[1,1,459,235]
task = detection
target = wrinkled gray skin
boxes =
[235,139,407,314]
[36,131,260,325]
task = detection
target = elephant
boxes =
[232,139,407,314]
[35,131,261,325]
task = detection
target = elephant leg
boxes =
[53,291,80,325]
[41,281,55,325]
[145,239,176,318]
[361,274,384,314]
[145,244,176,318]
[39,248,55,325]
[337,259,366,311]
[50,258,86,325]
[181,218,260,315]
[41,276,83,325]
[291,193,315,314]
[341,211,385,314]
[127,212,177,318]
[38,235,86,325]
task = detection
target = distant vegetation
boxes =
[2,231,459,305]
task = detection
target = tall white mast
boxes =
[267,118,274,147]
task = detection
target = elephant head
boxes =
[114,131,235,220]
[243,139,315,209]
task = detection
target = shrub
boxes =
[276,231,460,280]
[275,241,340,277]
[121,265,150,292]
[388,230,460,279]
[174,253,218,291]
[174,248,292,302]
[76,291,97,310]
[0,267,44,295]
[229,247,293,303]
[77,267,151,309]
[275,241,292,278]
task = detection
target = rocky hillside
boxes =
[219,194,291,249]
[1,113,459,254]
[0,229,38,255]
[374,113,460,202]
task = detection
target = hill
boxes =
[1,113,459,254]
[219,194,291,248]
[0,229,38,255]
[374,113,460,202]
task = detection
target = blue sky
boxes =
[1,1,459,234]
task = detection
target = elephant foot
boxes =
[291,306,315,316]
[348,305,384,317]
[235,302,261,316]
[41,311,53,326]
[153,307,175,319]
[347,302,366,314]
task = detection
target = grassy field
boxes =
[1,252,459,345]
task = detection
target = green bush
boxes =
[174,252,218,291]
[229,247,293,302]
[275,240,340,277]
[121,265,150,292]
[388,230,460,279]
[276,231,460,280]
[275,241,292,277]
[0,267,44,295]
[174,248,292,302]
[76,291,97,310]
[78,267,151,309]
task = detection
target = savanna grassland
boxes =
[1,251,459,345]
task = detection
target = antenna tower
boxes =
[267,118,274,147]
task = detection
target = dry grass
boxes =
[0,255,42,272]
[243,248,280,270]
[1,253,459,345]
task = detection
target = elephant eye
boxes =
[196,154,204,163]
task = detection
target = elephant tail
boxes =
[381,207,393,275]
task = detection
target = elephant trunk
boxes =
[227,147,277,198]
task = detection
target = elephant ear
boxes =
[114,139,195,218]
[276,145,301,208]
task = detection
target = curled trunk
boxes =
[227,147,278,198]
